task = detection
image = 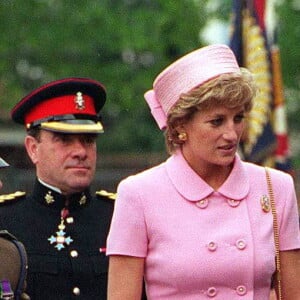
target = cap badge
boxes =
[74,92,85,110]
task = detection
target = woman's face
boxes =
[179,105,246,172]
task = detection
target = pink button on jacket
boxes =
[107,151,300,299]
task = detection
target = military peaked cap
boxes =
[11,77,106,134]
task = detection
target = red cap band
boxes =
[24,93,96,125]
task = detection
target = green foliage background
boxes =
[0,0,299,158]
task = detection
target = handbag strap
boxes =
[265,167,282,300]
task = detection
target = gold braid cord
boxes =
[265,167,282,299]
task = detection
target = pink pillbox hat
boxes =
[144,44,241,130]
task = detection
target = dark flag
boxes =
[229,0,292,172]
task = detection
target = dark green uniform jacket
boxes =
[0,179,115,299]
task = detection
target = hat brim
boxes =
[40,121,104,134]
[0,157,9,168]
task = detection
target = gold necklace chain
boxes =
[265,167,282,300]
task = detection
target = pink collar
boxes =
[166,151,250,202]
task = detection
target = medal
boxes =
[48,207,73,251]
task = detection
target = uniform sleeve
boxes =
[273,171,300,251]
[106,176,148,257]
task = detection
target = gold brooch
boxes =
[260,195,270,213]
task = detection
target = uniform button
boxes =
[236,285,247,295]
[227,199,240,207]
[207,287,217,297]
[207,241,217,251]
[66,217,74,224]
[70,250,78,257]
[99,247,106,253]
[236,239,247,250]
[73,287,80,296]
[196,199,208,209]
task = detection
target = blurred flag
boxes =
[229,0,292,172]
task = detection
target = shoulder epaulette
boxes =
[95,190,116,200]
[0,191,26,205]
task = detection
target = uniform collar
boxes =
[32,179,92,210]
[166,150,249,202]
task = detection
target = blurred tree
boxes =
[1,0,298,156]
[0,0,208,153]
[276,0,300,132]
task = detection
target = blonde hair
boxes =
[165,68,257,154]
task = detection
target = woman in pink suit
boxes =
[107,44,300,299]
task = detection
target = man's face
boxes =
[25,130,98,195]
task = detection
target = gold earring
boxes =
[178,132,187,141]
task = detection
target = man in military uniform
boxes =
[0,157,30,300]
[0,78,115,299]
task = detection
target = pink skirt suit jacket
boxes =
[107,151,300,299]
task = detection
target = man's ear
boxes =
[24,135,39,164]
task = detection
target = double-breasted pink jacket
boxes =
[107,151,300,299]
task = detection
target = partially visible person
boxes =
[0,157,30,300]
[0,230,30,300]
[0,78,115,299]
[107,44,300,299]
[0,156,9,190]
